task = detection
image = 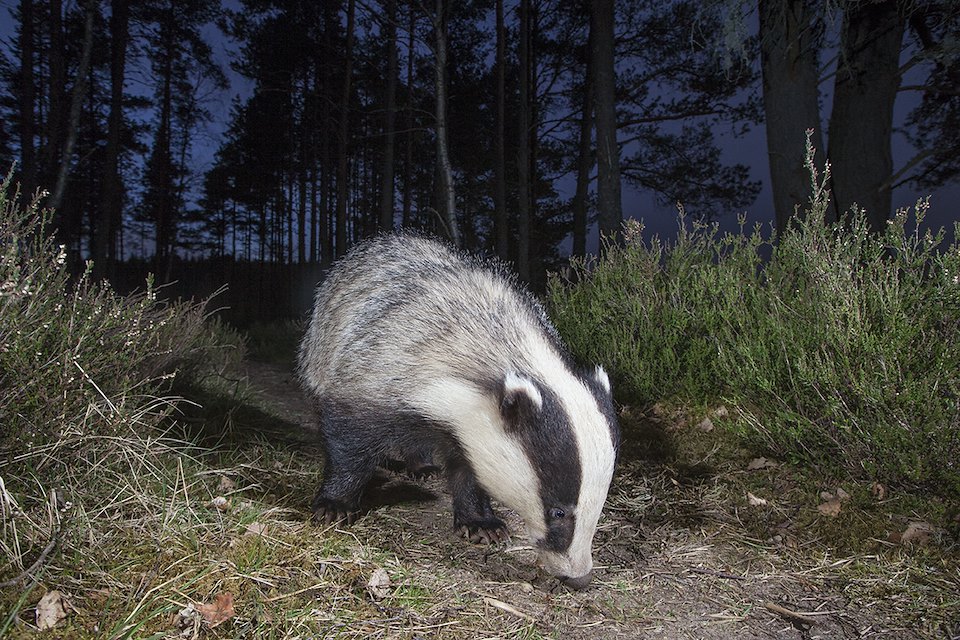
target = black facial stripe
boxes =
[509,382,582,554]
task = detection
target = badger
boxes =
[298,233,619,589]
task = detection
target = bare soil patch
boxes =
[238,360,959,639]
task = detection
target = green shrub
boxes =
[549,144,960,494]
[0,170,222,447]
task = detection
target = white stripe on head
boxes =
[409,378,547,541]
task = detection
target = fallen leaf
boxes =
[747,492,767,507]
[712,405,729,419]
[36,590,68,630]
[747,457,777,471]
[367,568,391,601]
[697,417,714,432]
[218,476,237,492]
[197,592,235,628]
[819,490,834,501]
[208,496,229,511]
[817,497,842,517]
[870,482,886,500]
[900,521,935,546]
[836,487,851,501]
[245,522,268,537]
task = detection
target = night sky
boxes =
[1,1,957,250]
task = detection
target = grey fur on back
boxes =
[298,233,564,408]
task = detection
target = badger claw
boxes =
[457,520,509,545]
[312,498,360,526]
[406,464,441,480]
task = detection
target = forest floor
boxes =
[224,358,959,640]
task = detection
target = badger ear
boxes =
[593,366,611,394]
[499,372,542,426]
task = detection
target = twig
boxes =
[763,601,817,628]
[688,566,745,581]
[482,596,534,622]
[263,582,328,603]
[0,526,60,589]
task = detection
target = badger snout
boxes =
[538,548,593,589]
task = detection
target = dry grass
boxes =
[1,359,958,639]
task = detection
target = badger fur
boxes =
[298,233,619,588]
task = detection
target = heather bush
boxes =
[549,145,960,493]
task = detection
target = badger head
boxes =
[413,365,619,589]
[496,366,619,589]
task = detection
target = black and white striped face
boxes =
[501,366,619,584]
[411,363,618,584]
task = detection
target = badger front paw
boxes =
[455,518,509,545]
[311,497,361,525]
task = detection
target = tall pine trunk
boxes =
[335,0,356,257]
[45,0,66,189]
[319,3,335,266]
[759,0,826,231]
[401,6,416,229]
[493,0,508,260]
[151,12,175,271]
[572,18,593,258]
[433,0,459,246]
[95,0,129,279]
[591,0,622,243]
[516,0,531,279]
[378,0,398,232]
[48,0,95,217]
[18,0,37,201]
[828,0,904,231]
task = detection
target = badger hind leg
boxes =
[446,450,509,544]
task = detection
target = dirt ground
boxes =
[240,360,959,640]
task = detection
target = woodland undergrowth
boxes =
[550,136,960,496]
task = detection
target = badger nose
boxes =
[561,573,592,591]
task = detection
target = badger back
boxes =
[298,234,563,400]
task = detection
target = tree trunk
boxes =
[591,0,622,243]
[379,0,399,232]
[828,0,905,231]
[18,0,37,200]
[95,0,129,279]
[516,0,531,279]
[401,5,415,229]
[319,3,335,266]
[493,0,508,260]
[45,0,66,188]
[297,132,307,263]
[433,0,459,246]
[759,0,826,231]
[48,0,95,216]
[152,13,175,269]
[572,17,593,258]
[335,0,356,257]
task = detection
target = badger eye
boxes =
[548,507,566,520]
